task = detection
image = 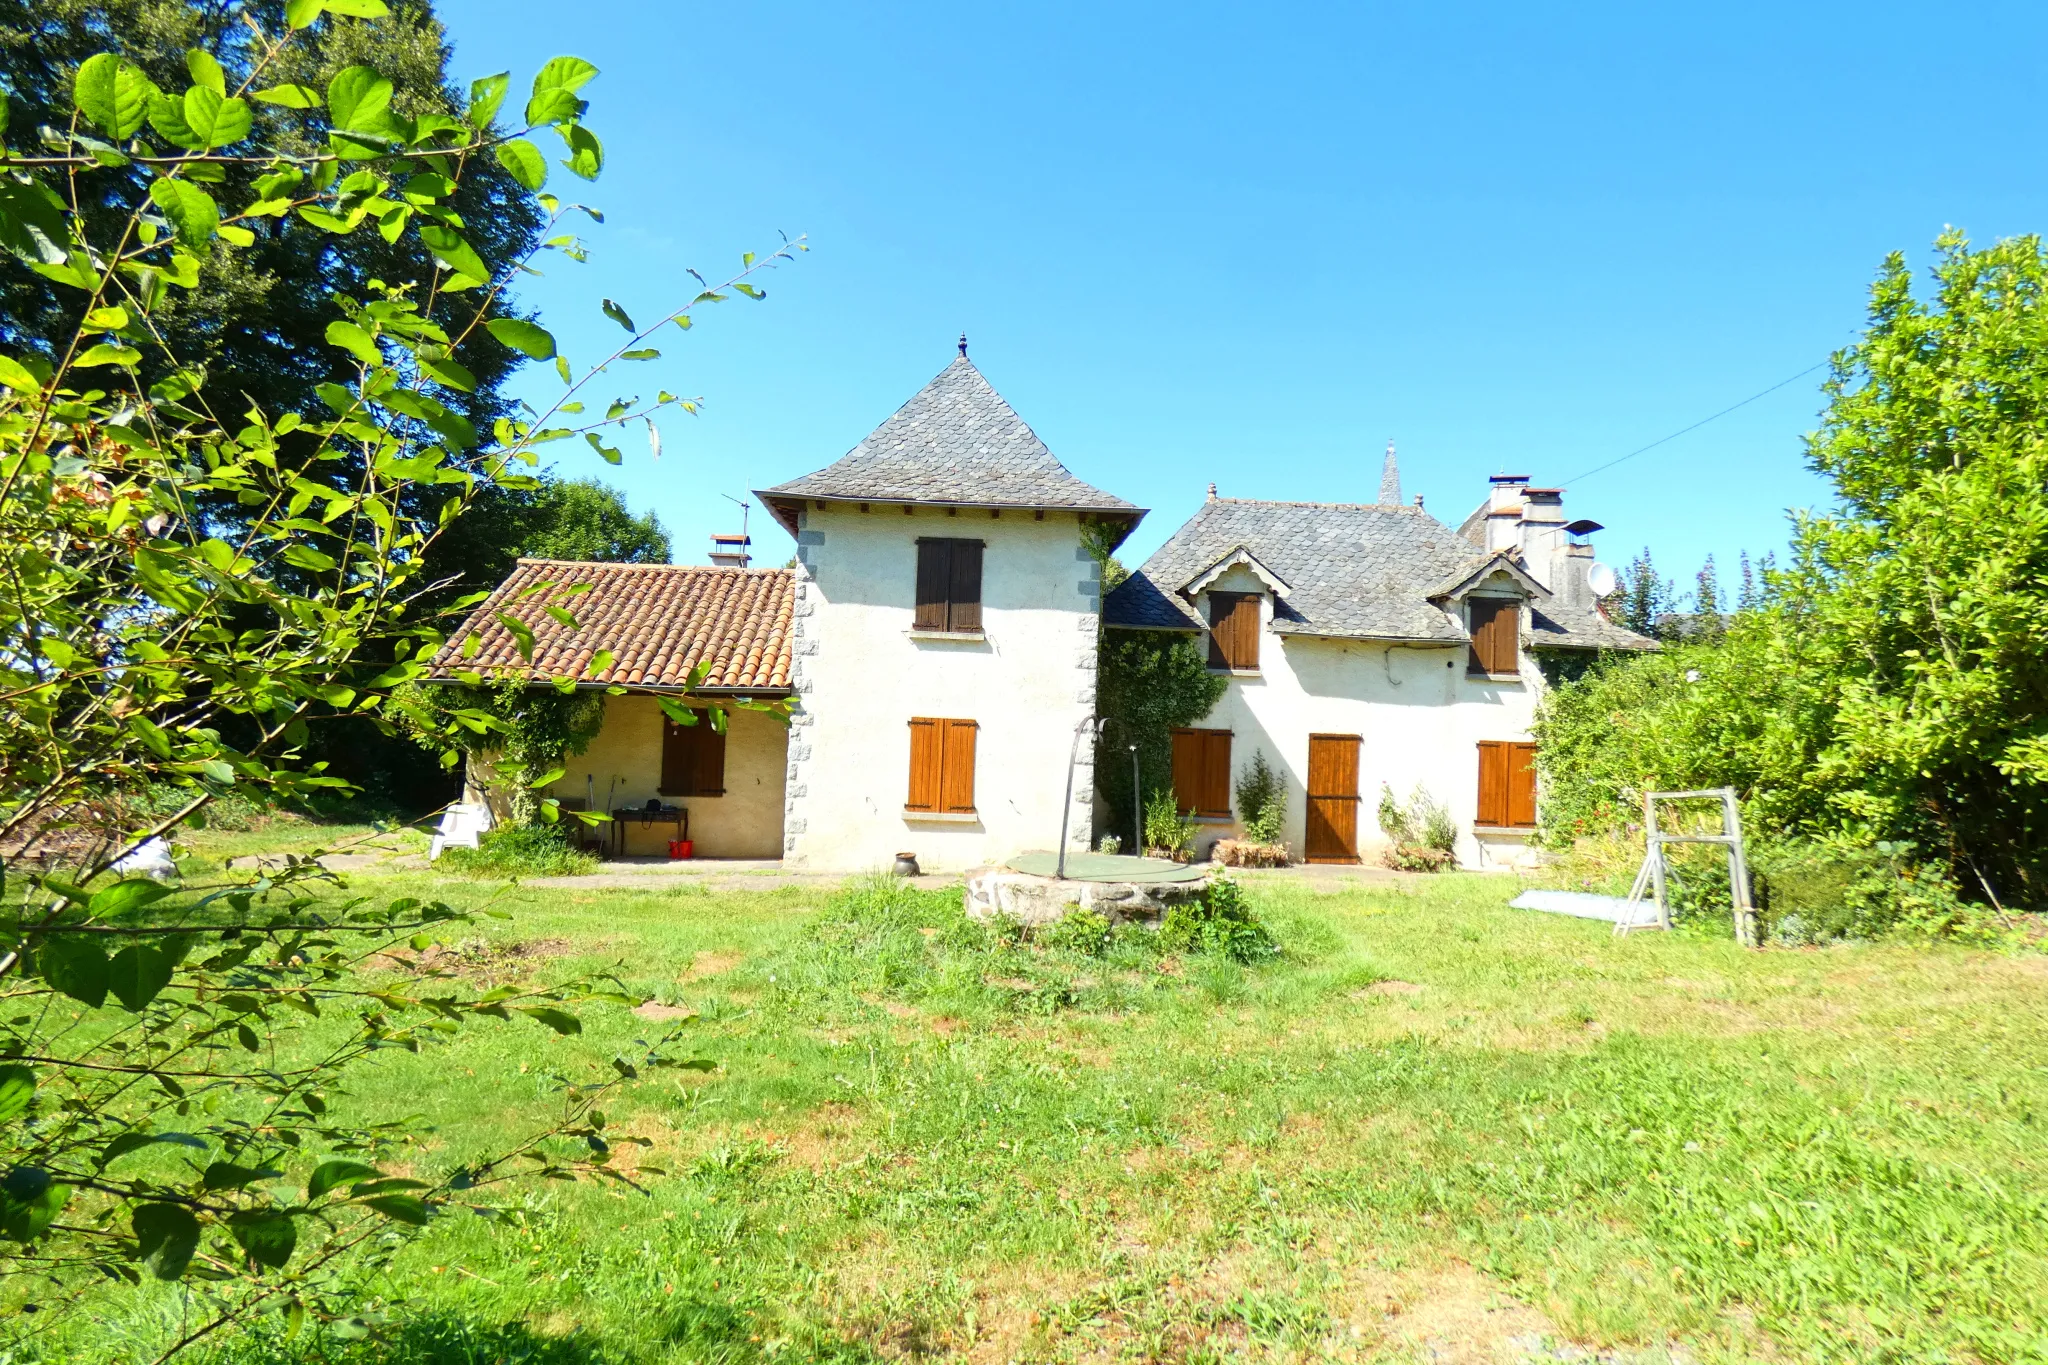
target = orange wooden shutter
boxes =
[1468,598,1518,675]
[1507,741,1537,828]
[1207,593,1259,670]
[914,541,950,631]
[948,542,983,633]
[1476,741,1509,826]
[1201,730,1232,816]
[940,718,978,811]
[906,718,941,810]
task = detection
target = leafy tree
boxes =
[501,475,669,564]
[1537,230,2048,910]
[0,4,798,1351]
[1618,548,1674,637]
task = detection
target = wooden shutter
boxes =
[661,711,727,796]
[906,717,941,810]
[1171,727,1231,816]
[1207,593,1260,671]
[1506,741,1537,828]
[1476,741,1510,826]
[939,718,978,811]
[947,541,983,633]
[1468,598,1517,676]
[914,541,950,631]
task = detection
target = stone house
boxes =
[436,354,1651,870]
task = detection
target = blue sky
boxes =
[436,0,2048,593]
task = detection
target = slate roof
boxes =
[430,560,794,692]
[757,356,1140,520]
[1104,498,1655,651]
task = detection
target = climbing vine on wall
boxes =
[397,681,606,825]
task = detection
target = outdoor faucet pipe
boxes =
[1055,715,1107,880]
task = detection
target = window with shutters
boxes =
[1466,597,1520,677]
[1170,727,1233,818]
[659,710,727,796]
[1476,740,1537,828]
[1206,592,1261,672]
[905,717,978,815]
[913,538,985,634]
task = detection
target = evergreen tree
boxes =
[1693,554,1724,638]
[1620,548,1674,637]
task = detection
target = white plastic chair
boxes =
[427,802,493,861]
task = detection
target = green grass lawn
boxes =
[54,862,2048,1364]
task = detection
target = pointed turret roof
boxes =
[757,356,1141,534]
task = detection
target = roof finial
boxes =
[1206,482,1217,501]
[1379,438,1401,506]
[958,333,968,357]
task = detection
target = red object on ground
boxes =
[667,839,694,860]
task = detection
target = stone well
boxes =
[964,865,1210,929]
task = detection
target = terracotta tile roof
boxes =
[431,560,794,692]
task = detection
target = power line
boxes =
[1565,360,1830,484]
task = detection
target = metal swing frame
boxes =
[1616,787,1759,947]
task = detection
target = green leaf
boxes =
[468,72,510,128]
[203,1161,280,1191]
[525,57,597,125]
[326,66,394,133]
[0,178,67,265]
[182,86,251,147]
[284,0,325,27]
[185,49,226,96]
[323,0,391,15]
[74,54,156,139]
[419,353,476,392]
[417,224,489,285]
[252,83,322,109]
[146,89,203,150]
[91,878,172,917]
[74,343,141,368]
[38,936,109,1008]
[585,432,621,465]
[518,1006,582,1035]
[601,298,634,332]
[494,139,547,192]
[325,320,382,367]
[495,612,536,661]
[0,356,41,394]
[107,944,173,1013]
[558,124,603,180]
[533,56,600,97]
[0,1068,33,1125]
[364,1194,429,1224]
[133,1204,200,1280]
[227,1210,297,1269]
[149,179,219,249]
[590,648,615,675]
[486,317,555,360]
[307,1158,378,1200]
[0,1168,66,1242]
[524,88,582,125]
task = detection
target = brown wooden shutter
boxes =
[694,715,728,795]
[1171,728,1203,814]
[1476,741,1509,826]
[1507,741,1537,828]
[939,718,978,811]
[661,716,690,795]
[947,541,983,633]
[1207,593,1260,670]
[1468,598,1517,675]
[906,718,941,810]
[915,541,951,631]
[1201,730,1232,815]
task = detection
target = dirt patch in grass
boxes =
[682,950,744,981]
[634,1001,696,1021]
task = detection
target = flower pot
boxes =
[668,839,693,860]
[893,852,921,877]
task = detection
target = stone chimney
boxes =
[1378,440,1400,506]
[709,532,751,568]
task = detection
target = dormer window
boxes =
[1467,597,1519,676]
[914,538,983,634]
[1207,592,1261,672]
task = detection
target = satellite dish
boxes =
[1586,562,1619,598]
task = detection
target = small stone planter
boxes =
[963,867,1210,929]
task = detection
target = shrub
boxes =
[1143,788,1199,860]
[1753,840,2008,945]
[1214,839,1289,868]
[1159,876,1278,962]
[1096,834,1123,855]
[1235,749,1287,845]
[1384,845,1455,873]
[1377,783,1456,870]
[1040,908,1113,956]
[440,824,597,879]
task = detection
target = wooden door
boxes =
[1305,734,1361,863]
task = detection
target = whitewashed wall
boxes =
[1185,565,1543,869]
[783,504,1100,872]
[548,695,788,859]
